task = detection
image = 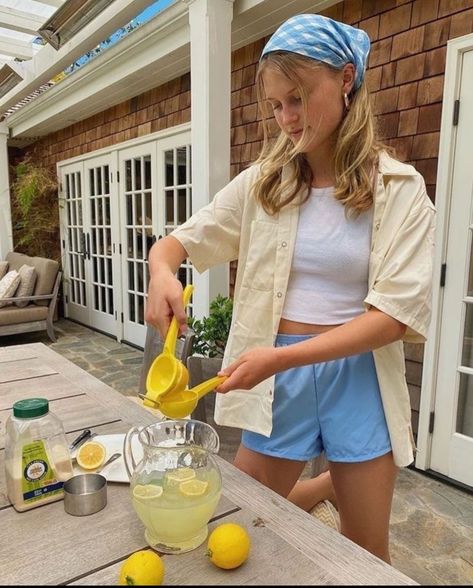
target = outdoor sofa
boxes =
[0,251,61,342]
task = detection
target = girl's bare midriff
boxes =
[278,318,341,335]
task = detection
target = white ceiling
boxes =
[0,0,63,64]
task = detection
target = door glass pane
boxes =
[123,153,153,327]
[64,171,86,306]
[462,304,473,368]
[177,147,186,185]
[162,145,193,311]
[457,373,473,436]
[458,228,473,438]
[468,235,473,296]
[89,164,113,316]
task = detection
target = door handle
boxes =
[80,232,87,258]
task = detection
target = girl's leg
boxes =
[328,452,398,563]
[233,443,306,497]
[287,470,337,511]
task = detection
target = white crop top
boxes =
[282,186,373,324]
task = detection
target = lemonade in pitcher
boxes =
[132,466,221,552]
[125,420,222,554]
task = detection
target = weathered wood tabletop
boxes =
[0,343,417,585]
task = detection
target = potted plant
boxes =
[188,294,233,359]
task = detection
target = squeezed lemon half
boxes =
[133,484,164,500]
[179,479,209,496]
[76,441,106,470]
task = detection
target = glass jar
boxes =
[4,398,73,512]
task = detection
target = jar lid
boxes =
[13,398,49,418]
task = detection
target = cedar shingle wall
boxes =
[26,74,191,167]
[23,0,473,437]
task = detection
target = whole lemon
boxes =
[119,550,164,585]
[206,523,251,570]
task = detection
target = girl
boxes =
[145,14,435,563]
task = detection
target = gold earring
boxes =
[343,92,350,111]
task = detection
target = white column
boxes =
[0,122,13,258]
[186,0,234,318]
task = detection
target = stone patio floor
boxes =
[3,318,473,586]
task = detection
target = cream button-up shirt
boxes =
[172,151,436,467]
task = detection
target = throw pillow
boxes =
[0,261,8,280]
[0,270,20,308]
[15,264,37,308]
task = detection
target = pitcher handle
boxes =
[123,426,140,480]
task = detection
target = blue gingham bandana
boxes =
[261,14,370,91]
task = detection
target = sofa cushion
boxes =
[0,304,48,326]
[0,270,20,308]
[15,265,37,308]
[6,252,59,306]
[0,261,8,280]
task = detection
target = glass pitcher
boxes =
[124,419,222,554]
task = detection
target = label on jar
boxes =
[21,440,64,504]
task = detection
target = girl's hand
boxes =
[144,273,186,338]
[216,347,281,393]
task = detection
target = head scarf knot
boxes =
[261,14,370,91]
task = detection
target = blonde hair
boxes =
[253,52,385,217]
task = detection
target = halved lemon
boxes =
[166,467,196,484]
[76,441,106,470]
[133,484,164,500]
[179,479,209,497]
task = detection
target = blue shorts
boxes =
[242,333,392,463]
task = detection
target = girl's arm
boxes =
[145,236,189,338]
[217,307,406,392]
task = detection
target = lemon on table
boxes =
[179,478,208,497]
[119,550,164,585]
[206,523,251,569]
[132,484,163,500]
[76,441,106,470]
[166,467,196,483]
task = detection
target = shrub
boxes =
[188,295,233,358]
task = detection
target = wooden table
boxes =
[0,343,417,585]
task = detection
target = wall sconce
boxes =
[39,0,115,50]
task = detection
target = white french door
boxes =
[118,132,193,347]
[118,143,156,346]
[61,155,120,336]
[60,162,88,325]
[429,48,473,487]
[60,130,193,348]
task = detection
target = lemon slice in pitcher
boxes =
[179,479,208,497]
[133,484,164,500]
[166,467,196,484]
[76,441,106,470]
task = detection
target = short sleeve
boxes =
[171,167,256,273]
[365,192,436,343]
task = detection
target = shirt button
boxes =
[276,292,283,298]
[281,241,287,248]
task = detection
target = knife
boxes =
[69,429,92,452]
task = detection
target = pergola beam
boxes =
[0,36,33,60]
[0,0,158,112]
[34,0,64,7]
[0,7,45,35]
